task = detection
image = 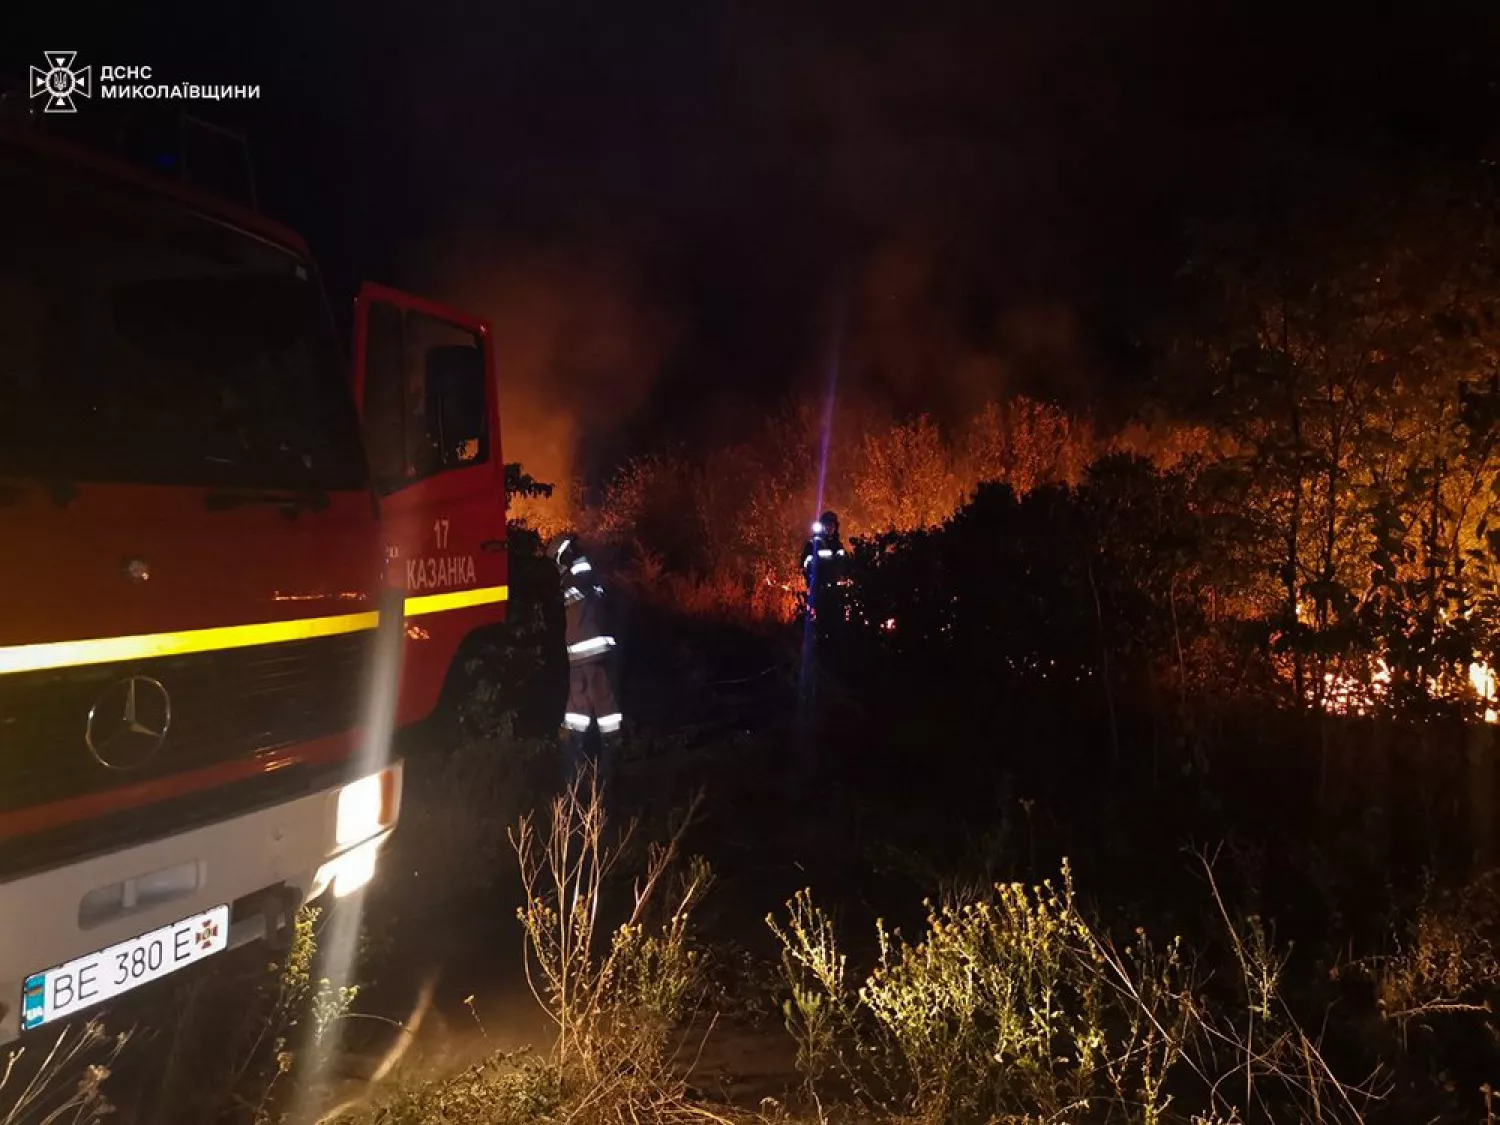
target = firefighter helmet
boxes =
[545,532,579,572]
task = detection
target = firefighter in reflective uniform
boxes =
[546,533,623,786]
[801,510,849,648]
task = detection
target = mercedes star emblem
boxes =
[85,676,172,770]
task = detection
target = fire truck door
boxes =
[351,282,508,727]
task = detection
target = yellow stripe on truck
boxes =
[0,612,381,677]
[0,583,511,675]
[403,584,509,618]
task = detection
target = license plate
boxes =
[21,904,229,1031]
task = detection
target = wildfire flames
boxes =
[535,370,1500,728]
[1473,663,1499,724]
[1294,600,1499,722]
[1317,659,1498,723]
[559,395,1199,626]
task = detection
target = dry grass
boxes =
[347,768,741,1125]
[1342,869,1500,1041]
[0,1020,129,1125]
[768,855,1385,1125]
[509,768,729,1123]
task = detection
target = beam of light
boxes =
[800,291,848,719]
[813,296,844,522]
[290,588,406,1118]
[313,972,439,1124]
[291,892,366,1116]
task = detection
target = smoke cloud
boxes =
[371,1,1333,501]
[839,235,1103,430]
[403,235,682,518]
[403,223,1105,516]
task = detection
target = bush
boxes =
[1346,870,1500,1044]
[768,859,1379,1125]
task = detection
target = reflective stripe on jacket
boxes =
[562,556,615,665]
[800,535,847,584]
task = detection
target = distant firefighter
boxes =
[546,532,622,786]
[800,510,849,645]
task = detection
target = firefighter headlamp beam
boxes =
[812,521,824,535]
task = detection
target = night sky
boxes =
[16,1,1500,481]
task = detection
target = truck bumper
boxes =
[0,762,401,1044]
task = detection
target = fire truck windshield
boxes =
[0,144,367,493]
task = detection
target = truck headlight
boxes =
[336,768,399,848]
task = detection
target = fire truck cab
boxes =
[0,123,507,1042]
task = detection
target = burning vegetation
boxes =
[503,151,1500,726]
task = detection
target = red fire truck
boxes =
[0,122,508,1041]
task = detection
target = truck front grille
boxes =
[0,631,370,818]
